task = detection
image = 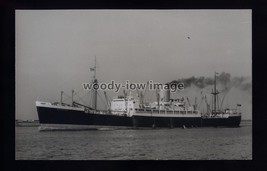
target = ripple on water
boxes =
[16,124,252,160]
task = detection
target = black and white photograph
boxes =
[15,10,252,160]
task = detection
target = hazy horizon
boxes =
[16,10,252,120]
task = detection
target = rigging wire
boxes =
[62,93,72,103]
[75,89,93,106]
[97,91,108,109]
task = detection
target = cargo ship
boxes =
[36,58,241,130]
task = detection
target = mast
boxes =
[157,89,160,112]
[204,95,209,113]
[140,92,144,108]
[60,91,63,105]
[93,56,98,110]
[211,72,219,115]
[214,72,216,114]
[217,94,219,111]
[71,89,74,106]
[213,88,214,114]
[194,97,197,110]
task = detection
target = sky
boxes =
[16,10,251,120]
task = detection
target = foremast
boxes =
[91,56,98,110]
[211,72,219,115]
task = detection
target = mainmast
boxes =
[93,56,98,110]
[211,72,219,115]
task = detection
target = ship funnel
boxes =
[159,84,170,102]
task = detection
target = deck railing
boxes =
[86,108,200,115]
[135,108,199,115]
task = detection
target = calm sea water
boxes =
[15,121,252,160]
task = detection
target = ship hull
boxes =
[201,115,241,127]
[37,105,241,129]
[132,115,201,128]
[37,106,133,127]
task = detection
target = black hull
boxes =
[201,116,241,127]
[37,106,241,128]
[37,107,132,127]
[132,115,201,128]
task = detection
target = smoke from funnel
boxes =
[170,72,252,120]
[172,72,251,94]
